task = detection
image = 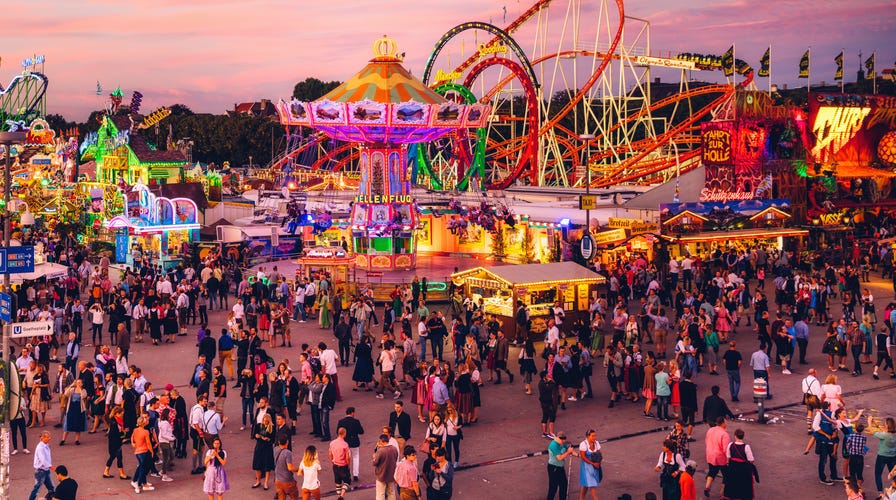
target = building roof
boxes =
[624,166,705,211]
[106,113,187,164]
[453,261,605,287]
[148,182,209,210]
[230,100,278,117]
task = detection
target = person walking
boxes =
[388,401,412,453]
[578,429,602,500]
[29,431,55,500]
[337,407,365,482]
[654,438,686,500]
[425,447,454,500]
[102,406,130,480]
[801,368,823,434]
[493,331,514,384]
[871,416,896,498]
[546,431,574,500]
[203,437,230,500]
[395,445,421,500]
[722,341,743,402]
[130,415,155,494]
[52,464,78,500]
[328,427,352,499]
[274,436,300,500]
[373,433,399,500]
[539,370,560,438]
[704,416,731,498]
[298,445,323,500]
[723,428,759,499]
[749,344,773,400]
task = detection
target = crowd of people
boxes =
[7,235,896,500]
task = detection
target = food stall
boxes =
[451,262,606,342]
[295,246,358,301]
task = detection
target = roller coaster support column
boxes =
[579,134,595,236]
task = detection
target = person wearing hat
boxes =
[679,460,697,500]
[546,431,574,500]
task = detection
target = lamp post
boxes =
[0,130,26,498]
[579,134,595,235]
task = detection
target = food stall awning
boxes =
[661,227,809,243]
[452,261,606,288]
[11,262,70,284]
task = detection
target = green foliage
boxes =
[491,223,507,260]
[292,78,342,102]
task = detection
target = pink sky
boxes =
[2,0,893,121]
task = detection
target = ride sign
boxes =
[0,245,35,274]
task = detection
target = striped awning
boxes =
[321,59,446,105]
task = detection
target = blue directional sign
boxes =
[0,246,35,274]
[0,292,11,322]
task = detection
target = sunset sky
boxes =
[2,0,894,121]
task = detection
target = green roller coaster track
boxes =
[415,83,486,191]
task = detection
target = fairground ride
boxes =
[0,56,48,132]
[269,0,751,191]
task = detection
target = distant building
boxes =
[228,99,278,119]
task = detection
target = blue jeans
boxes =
[418,336,428,361]
[241,397,254,426]
[134,452,151,486]
[656,395,670,420]
[355,320,366,341]
[29,468,54,500]
[293,302,305,321]
[875,454,896,491]
[753,370,771,398]
[727,369,741,400]
[430,336,443,361]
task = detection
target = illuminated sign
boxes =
[22,54,45,68]
[435,69,463,81]
[607,217,644,229]
[140,107,171,129]
[592,228,627,245]
[478,43,508,57]
[80,132,98,156]
[354,194,412,204]
[579,195,597,210]
[702,128,732,164]
[818,210,847,226]
[810,106,871,163]
[634,55,696,70]
[104,129,130,150]
[699,188,755,202]
[24,118,56,146]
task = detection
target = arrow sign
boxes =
[0,245,35,274]
[10,320,53,338]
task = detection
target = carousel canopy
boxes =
[276,37,488,144]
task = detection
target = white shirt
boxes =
[158,420,175,443]
[319,349,339,375]
[33,441,52,470]
[418,321,428,338]
[300,462,321,490]
[547,326,560,348]
[189,404,206,430]
[801,375,823,398]
[681,258,694,271]
[232,302,245,319]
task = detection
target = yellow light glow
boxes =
[811,106,871,162]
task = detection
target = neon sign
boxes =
[478,43,508,56]
[702,128,732,164]
[104,129,130,150]
[699,188,754,202]
[354,194,412,204]
[22,55,45,68]
[80,132,98,156]
[811,106,871,163]
[435,70,462,81]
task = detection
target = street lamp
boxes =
[0,130,27,498]
[579,134,595,235]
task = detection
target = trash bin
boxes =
[752,378,768,400]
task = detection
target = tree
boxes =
[491,223,507,260]
[521,226,536,263]
[292,78,342,101]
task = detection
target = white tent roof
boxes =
[11,262,70,284]
[623,166,705,211]
[454,261,605,286]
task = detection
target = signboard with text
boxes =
[10,320,53,338]
[0,246,35,274]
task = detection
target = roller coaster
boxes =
[0,56,49,132]
[270,0,750,190]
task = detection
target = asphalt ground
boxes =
[10,271,896,499]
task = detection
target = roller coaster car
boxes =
[467,108,482,122]
[353,107,382,121]
[436,104,460,121]
[396,104,423,121]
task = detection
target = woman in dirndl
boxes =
[258,299,271,342]
[579,429,602,499]
[203,437,230,499]
[452,362,474,423]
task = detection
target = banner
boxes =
[834,51,844,81]
[758,47,770,77]
[721,45,735,77]
[865,53,875,80]
[799,50,810,78]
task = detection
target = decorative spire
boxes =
[372,36,400,61]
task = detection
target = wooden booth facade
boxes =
[451,262,606,342]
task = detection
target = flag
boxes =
[834,51,844,81]
[798,49,810,78]
[721,45,735,77]
[758,47,770,77]
[865,53,875,80]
